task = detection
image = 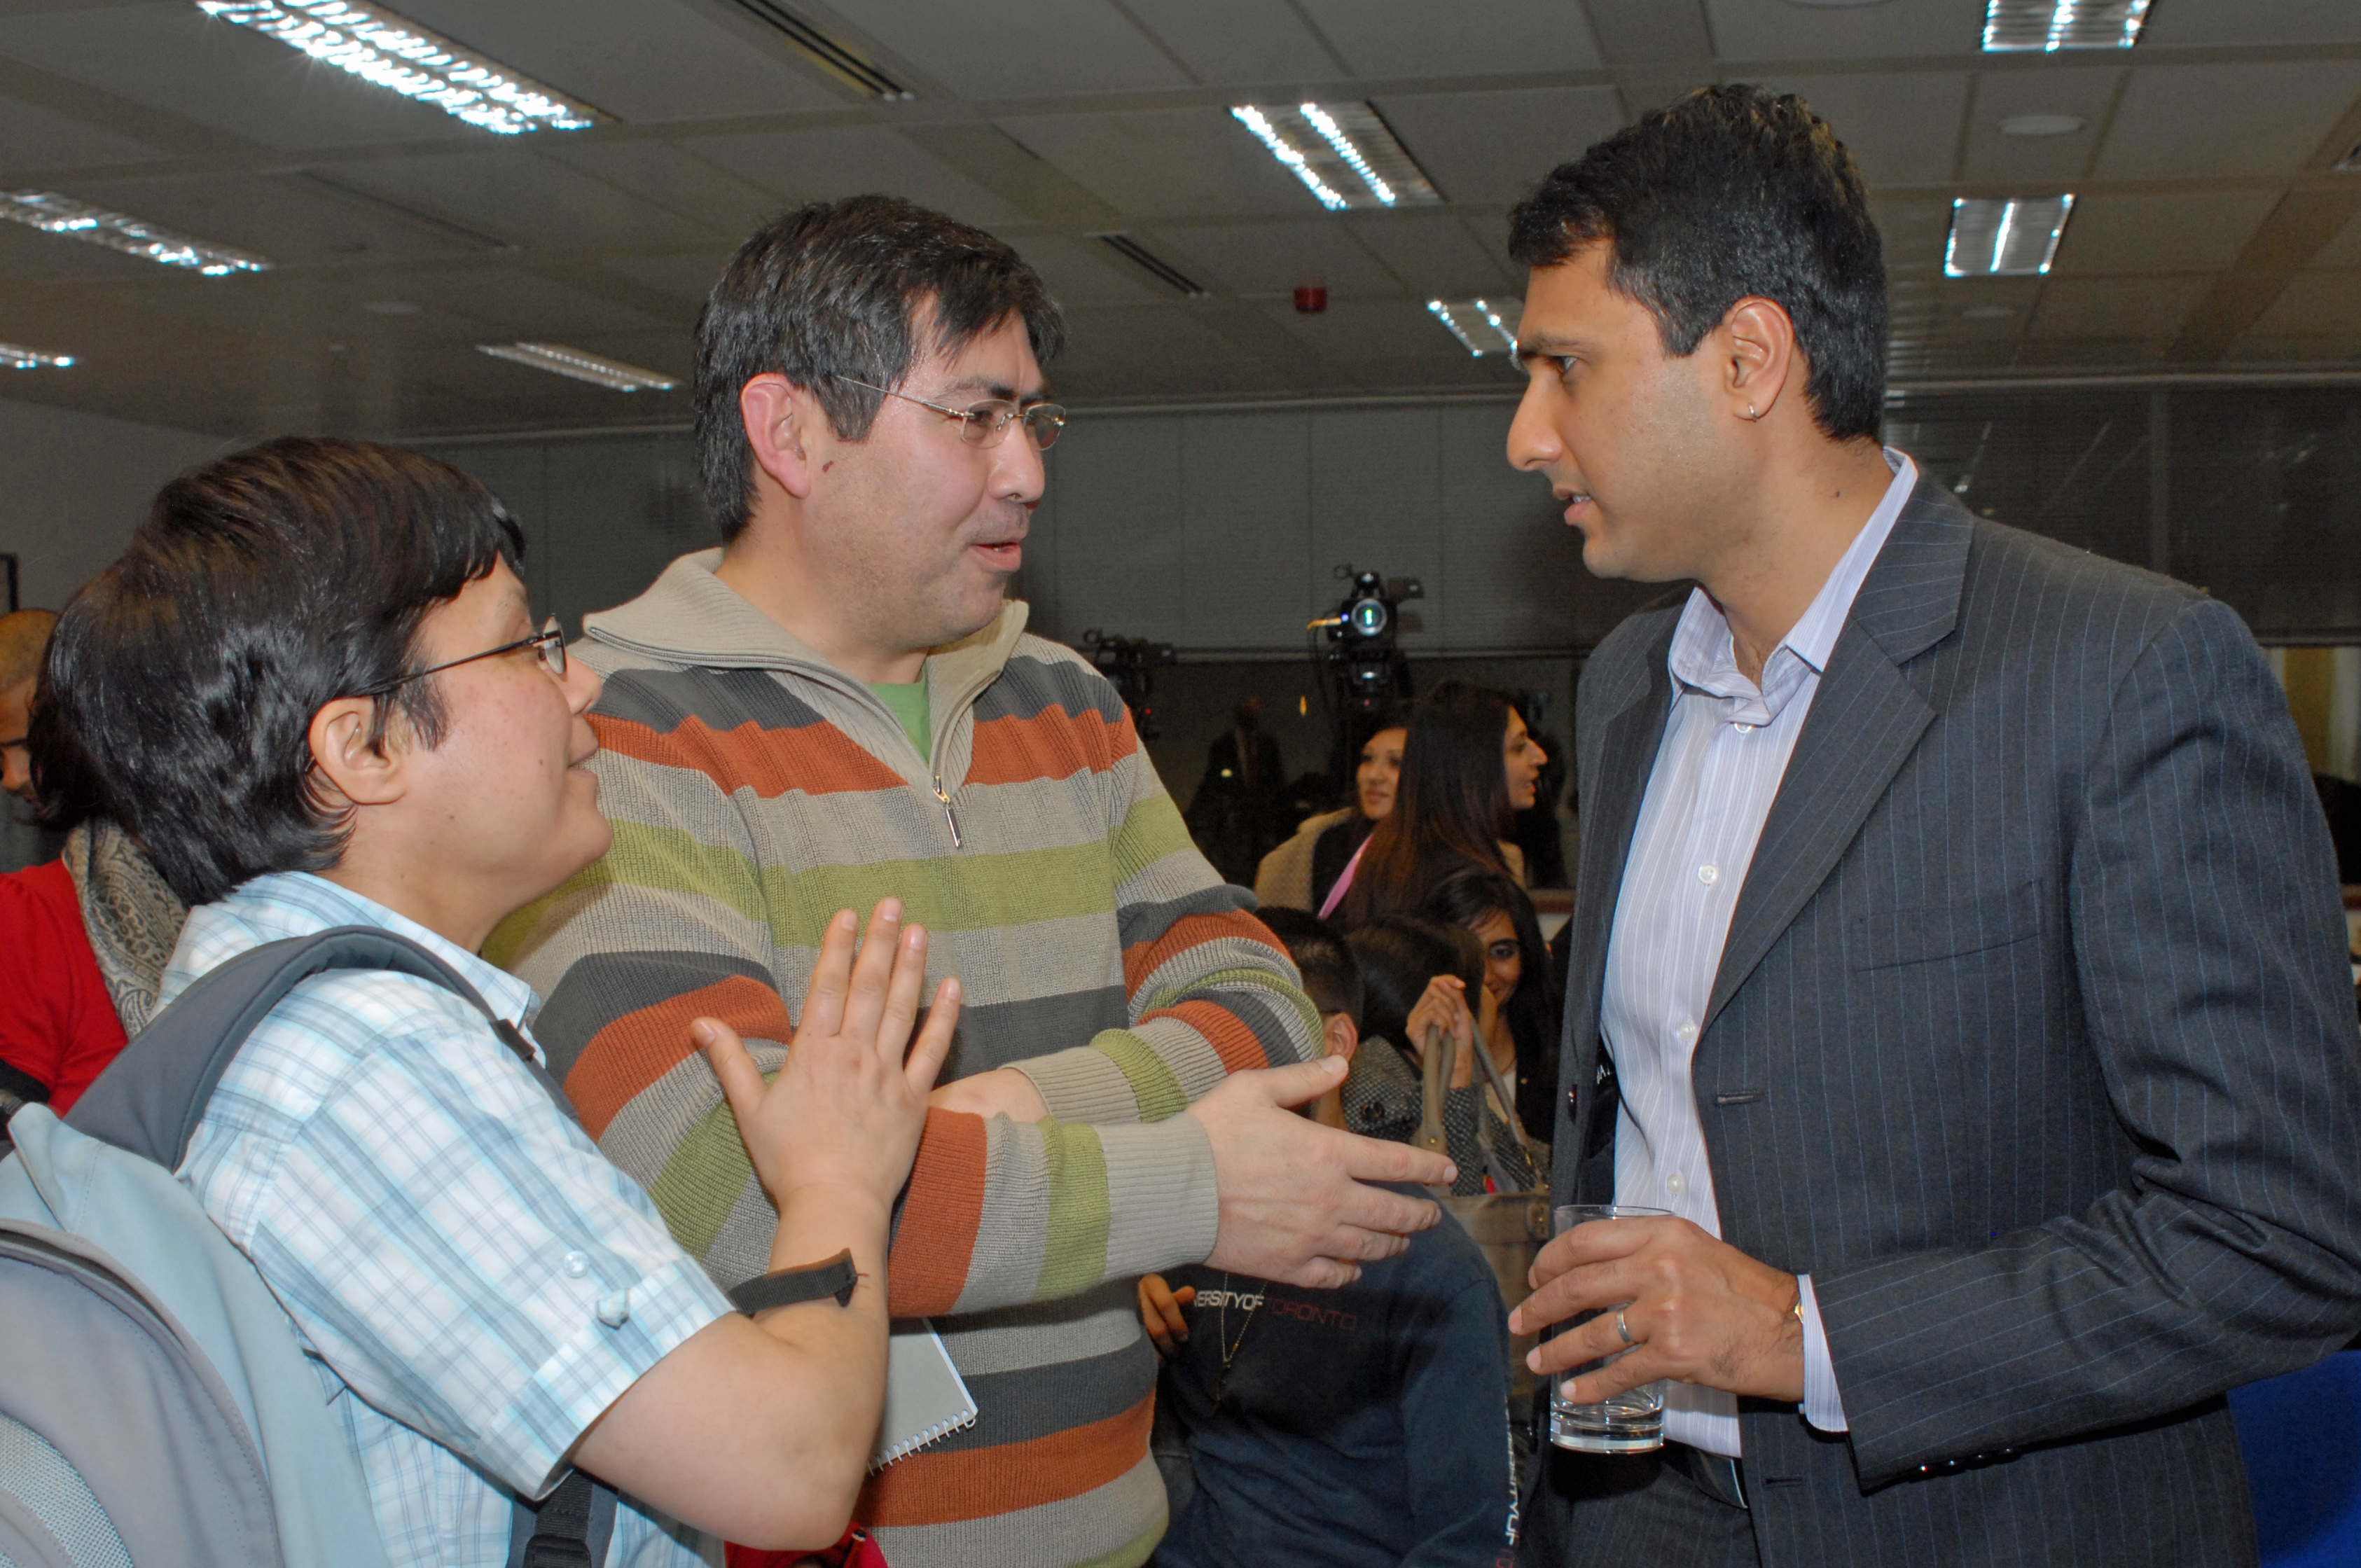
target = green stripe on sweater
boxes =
[598,819,1121,941]
[651,1095,759,1261]
[1036,1118,1110,1300]
[1108,793,1195,886]
[1084,1029,1189,1122]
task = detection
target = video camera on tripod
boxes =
[1081,628,1179,740]
[1307,567,1420,784]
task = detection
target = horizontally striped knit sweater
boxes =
[489,550,1320,1568]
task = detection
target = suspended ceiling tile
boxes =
[1373,86,1623,207]
[62,167,494,266]
[329,148,734,251]
[0,4,477,150]
[824,0,1186,99]
[2028,274,2214,338]
[2250,269,2361,338]
[1958,67,2121,186]
[1162,220,1396,296]
[2095,62,2361,181]
[1009,233,1163,309]
[683,125,1025,227]
[1346,211,1517,296]
[0,90,176,172]
[2143,0,2361,48]
[2303,209,2361,268]
[1053,303,1263,372]
[535,141,781,234]
[1123,0,1346,88]
[390,0,843,121]
[1764,73,1969,189]
[997,108,1315,220]
[1869,195,1956,277]
[375,264,686,339]
[1703,0,1983,62]
[1293,0,1600,78]
[600,249,740,309]
[2223,333,2361,364]
[2053,190,2278,274]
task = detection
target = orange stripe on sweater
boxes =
[592,713,904,798]
[1138,998,1271,1074]
[857,1393,1154,1527]
[886,1108,987,1318]
[1121,910,1284,995]
[563,976,792,1140]
[967,707,1129,786]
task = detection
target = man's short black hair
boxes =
[47,437,523,906]
[695,194,1067,543]
[1508,83,1887,441]
[1257,907,1364,1027]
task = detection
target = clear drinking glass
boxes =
[1546,1204,1671,1453]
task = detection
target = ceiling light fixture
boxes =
[1981,0,2152,51]
[1427,298,1520,357]
[1944,195,2074,276]
[0,342,74,369]
[0,190,272,275]
[1231,102,1440,211]
[195,1,606,134]
[476,342,677,392]
[721,0,912,99]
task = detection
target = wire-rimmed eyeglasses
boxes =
[836,375,1065,450]
[357,616,566,698]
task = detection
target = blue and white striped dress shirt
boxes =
[166,872,733,1568]
[1602,450,1916,1459]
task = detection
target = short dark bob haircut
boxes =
[47,437,523,906]
[695,193,1067,543]
[1508,83,1887,441]
[1348,915,1482,1062]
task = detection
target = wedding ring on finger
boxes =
[1616,1309,1635,1347]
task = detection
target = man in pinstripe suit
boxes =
[1503,85,2361,1566]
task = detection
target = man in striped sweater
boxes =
[492,196,1453,1567]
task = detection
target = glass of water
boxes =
[1546,1204,1670,1453]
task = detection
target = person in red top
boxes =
[0,616,185,1117]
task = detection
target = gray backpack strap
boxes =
[63,923,611,1565]
[67,926,574,1167]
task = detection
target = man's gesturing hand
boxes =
[695,900,961,1216]
[1508,1214,1804,1405]
[1188,1055,1457,1289]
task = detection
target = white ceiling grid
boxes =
[0,0,2358,438]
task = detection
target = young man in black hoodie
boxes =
[1140,908,1518,1568]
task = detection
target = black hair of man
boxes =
[1507,82,1887,441]
[1256,906,1364,1027]
[1348,915,1482,1059]
[46,436,524,906]
[695,194,1069,543]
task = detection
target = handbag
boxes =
[1412,1021,1551,1406]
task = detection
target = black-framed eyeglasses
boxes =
[836,375,1065,450]
[357,616,566,698]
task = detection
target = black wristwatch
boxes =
[727,1248,859,1315]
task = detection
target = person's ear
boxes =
[1719,295,1799,425]
[740,374,829,501]
[1323,1011,1359,1063]
[305,698,408,813]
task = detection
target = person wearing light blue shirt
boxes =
[45,436,964,1567]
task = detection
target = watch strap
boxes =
[728,1249,859,1315]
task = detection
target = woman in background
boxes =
[1421,868,1558,1145]
[1253,715,1406,913]
[1336,679,1545,927]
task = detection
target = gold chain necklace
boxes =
[1211,1272,1262,1406]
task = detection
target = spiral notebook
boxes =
[871,1320,978,1471]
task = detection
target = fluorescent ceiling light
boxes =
[1944,196,2074,277]
[195,1,606,134]
[0,342,74,369]
[0,190,272,275]
[1427,298,1520,357]
[477,342,677,393]
[1982,0,2152,51]
[1231,102,1439,211]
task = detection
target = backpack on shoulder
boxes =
[0,926,616,1568]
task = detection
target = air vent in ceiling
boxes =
[1094,234,1210,298]
[296,172,520,252]
[723,1,913,100]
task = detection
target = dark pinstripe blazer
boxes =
[1540,476,2361,1564]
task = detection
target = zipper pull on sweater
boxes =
[932,776,963,848]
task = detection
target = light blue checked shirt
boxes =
[165,873,733,1568]
[1602,450,1916,1459]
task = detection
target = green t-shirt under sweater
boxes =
[871,674,929,764]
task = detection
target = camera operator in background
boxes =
[1186,696,1289,886]
[1256,714,1406,915]
[1140,907,1518,1568]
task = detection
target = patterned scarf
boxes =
[62,819,187,1037]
